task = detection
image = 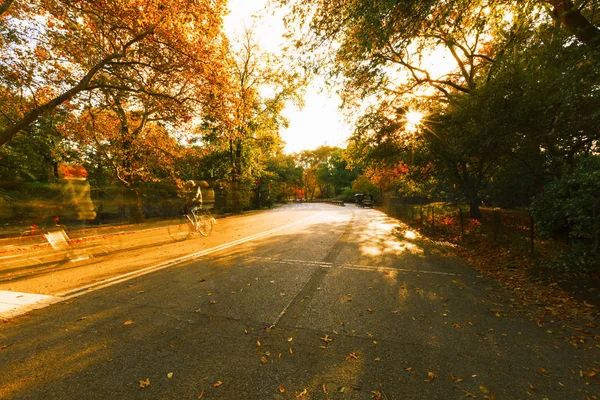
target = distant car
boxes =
[362,194,374,208]
[354,194,364,206]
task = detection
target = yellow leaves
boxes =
[538,367,550,377]
[213,381,223,387]
[321,334,334,343]
[123,320,134,326]
[256,340,261,347]
[424,371,438,382]
[167,372,173,379]
[371,391,382,400]
[287,337,293,342]
[404,367,413,372]
[322,383,327,393]
[139,378,150,388]
[296,388,307,398]
[463,390,477,398]
[279,385,285,393]
[346,352,359,360]
[261,356,268,364]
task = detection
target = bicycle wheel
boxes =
[197,213,214,237]
[169,215,193,241]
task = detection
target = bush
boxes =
[531,156,600,271]
[335,187,356,203]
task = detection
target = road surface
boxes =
[0,203,598,399]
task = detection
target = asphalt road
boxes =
[0,203,598,399]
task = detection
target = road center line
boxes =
[246,256,458,276]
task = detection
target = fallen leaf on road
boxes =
[296,388,307,398]
[404,367,413,372]
[321,334,333,343]
[287,337,293,342]
[479,385,489,394]
[371,391,382,400]
[367,308,373,313]
[257,340,261,346]
[123,320,133,326]
[322,383,327,393]
[261,357,268,364]
[137,290,145,294]
[289,347,293,354]
[346,352,359,360]
[338,386,346,393]
[167,372,173,379]
[279,385,285,393]
[197,389,205,398]
[463,390,477,398]
[244,329,248,334]
[425,371,438,382]
[139,378,150,388]
[450,373,455,382]
[209,301,217,305]
[213,381,223,387]
[195,309,201,313]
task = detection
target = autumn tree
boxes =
[0,0,231,147]
[196,26,303,210]
[62,88,186,220]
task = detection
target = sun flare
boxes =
[405,110,424,132]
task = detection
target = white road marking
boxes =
[1,212,322,319]
[0,291,59,319]
[56,212,323,298]
[247,256,458,276]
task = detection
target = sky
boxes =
[224,0,353,154]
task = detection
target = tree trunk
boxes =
[544,0,600,49]
[469,199,482,219]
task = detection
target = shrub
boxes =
[531,156,600,271]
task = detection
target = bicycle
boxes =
[168,207,215,241]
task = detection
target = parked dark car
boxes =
[362,194,374,208]
[355,193,374,208]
